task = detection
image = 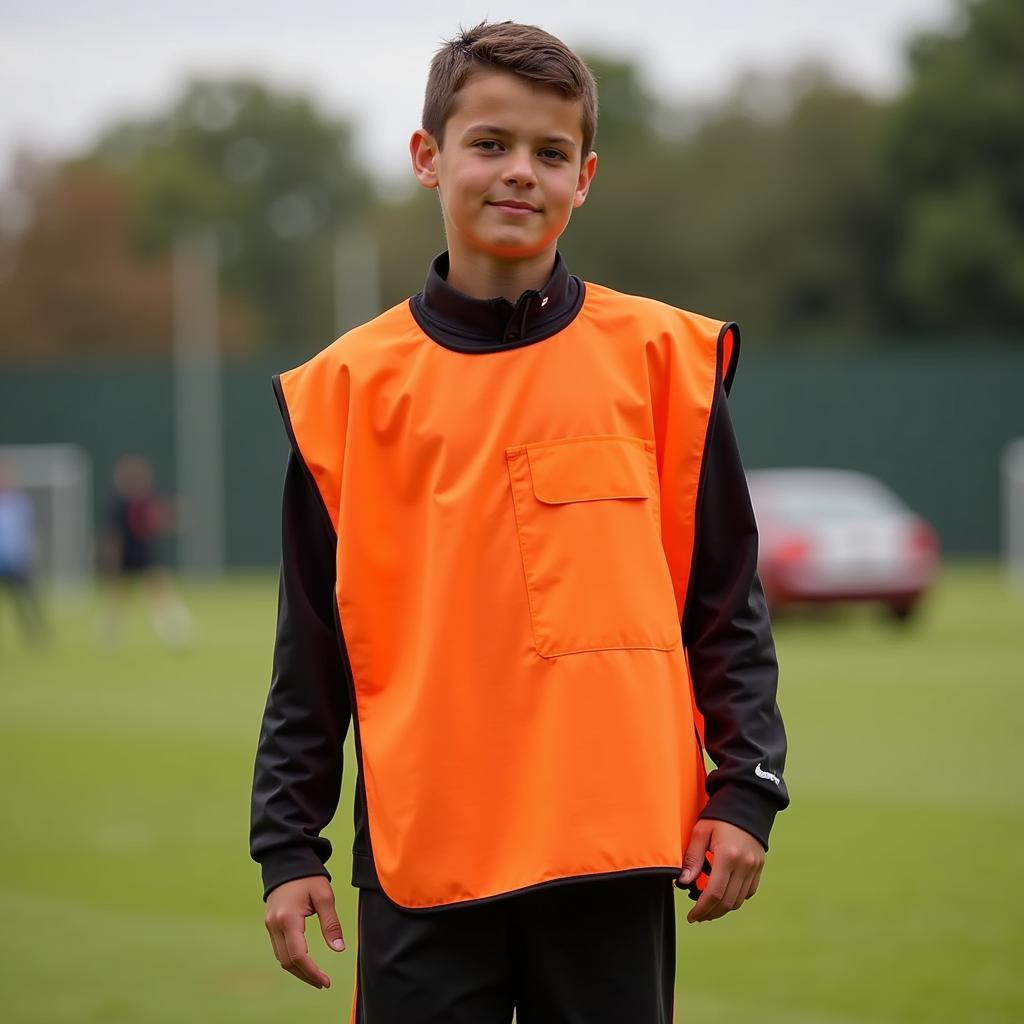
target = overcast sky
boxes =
[2,0,959,188]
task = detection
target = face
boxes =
[410,69,597,263]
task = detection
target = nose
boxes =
[501,147,537,189]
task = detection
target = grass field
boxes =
[1,561,1021,1022]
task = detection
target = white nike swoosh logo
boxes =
[755,763,781,786]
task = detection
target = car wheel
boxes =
[885,600,917,625]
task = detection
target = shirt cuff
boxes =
[698,781,784,852]
[260,845,332,902]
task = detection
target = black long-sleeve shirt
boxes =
[250,251,790,902]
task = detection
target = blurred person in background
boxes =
[96,453,195,648]
[0,462,48,646]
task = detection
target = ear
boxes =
[572,151,598,209]
[410,128,441,190]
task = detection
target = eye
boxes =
[540,148,567,161]
[474,139,503,152]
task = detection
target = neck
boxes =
[445,244,557,303]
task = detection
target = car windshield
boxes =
[752,478,904,523]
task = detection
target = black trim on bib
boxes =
[409,249,586,353]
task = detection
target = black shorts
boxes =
[350,870,677,1023]
[119,544,156,574]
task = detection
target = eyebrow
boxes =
[462,124,578,149]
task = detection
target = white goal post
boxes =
[1003,438,1024,593]
[0,443,92,592]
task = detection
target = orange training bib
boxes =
[275,280,737,909]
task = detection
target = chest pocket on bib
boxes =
[504,434,681,658]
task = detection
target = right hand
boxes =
[264,875,347,989]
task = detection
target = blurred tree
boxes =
[676,64,897,343]
[86,76,373,352]
[888,0,1024,332]
[558,56,687,304]
[374,184,447,310]
[561,57,895,344]
[0,77,372,357]
[5,7,1021,359]
[0,154,254,358]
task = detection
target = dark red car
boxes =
[747,469,940,622]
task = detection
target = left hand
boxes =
[678,818,764,923]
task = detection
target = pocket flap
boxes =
[525,435,653,505]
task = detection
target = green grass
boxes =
[1,562,1021,1022]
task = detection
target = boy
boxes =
[250,19,789,1023]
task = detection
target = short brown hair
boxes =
[422,20,598,163]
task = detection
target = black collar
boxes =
[409,250,586,353]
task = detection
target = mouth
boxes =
[488,200,539,214]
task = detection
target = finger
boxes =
[687,862,731,923]
[267,922,304,983]
[282,917,330,989]
[709,863,752,920]
[687,880,723,923]
[679,822,711,886]
[311,889,346,952]
[267,923,287,966]
[747,862,763,900]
